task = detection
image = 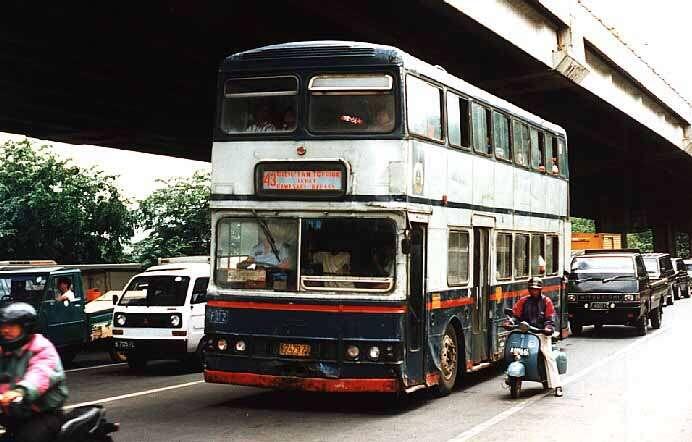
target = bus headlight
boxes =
[346,345,360,360]
[217,338,228,351]
[235,340,247,352]
[170,314,181,327]
[368,346,380,360]
[114,314,126,327]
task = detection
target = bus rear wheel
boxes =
[434,325,458,397]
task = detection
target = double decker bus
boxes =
[204,41,570,395]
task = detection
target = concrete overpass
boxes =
[2,0,691,252]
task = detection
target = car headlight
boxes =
[368,346,380,360]
[235,340,247,352]
[567,294,576,302]
[115,314,126,327]
[170,314,181,327]
[217,338,228,351]
[623,294,633,301]
[346,345,360,360]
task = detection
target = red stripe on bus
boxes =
[427,297,474,310]
[207,300,406,314]
[204,370,400,393]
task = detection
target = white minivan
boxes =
[112,258,209,369]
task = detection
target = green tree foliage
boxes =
[132,172,211,267]
[627,230,653,253]
[571,217,595,233]
[0,140,133,263]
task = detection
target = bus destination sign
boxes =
[262,170,342,191]
[255,161,347,199]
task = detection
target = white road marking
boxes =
[448,329,663,442]
[64,380,204,410]
[65,363,127,373]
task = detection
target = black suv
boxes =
[642,253,676,306]
[670,257,690,300]
[567,249,665,336]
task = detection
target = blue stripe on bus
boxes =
[210,193,567,221]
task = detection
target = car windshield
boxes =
[214,217,397,293]
[643,258,659,274]
[119,276,190,306]
[308,74,395,133]
[571,257,634,274]
[0,273,48,304]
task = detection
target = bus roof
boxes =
[223,40,566,136]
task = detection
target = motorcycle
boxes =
[502,308,567,399]
[0,397,119,441]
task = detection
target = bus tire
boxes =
[433,324,458,397]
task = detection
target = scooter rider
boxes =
[0,302,68,442]
[511,277,564,397]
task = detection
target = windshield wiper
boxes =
[602,275,635,283]
[252,210,281,265]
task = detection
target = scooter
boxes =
[502,308,567,399]
[1,398,119,441]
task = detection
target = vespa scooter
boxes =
[502,308,567,399]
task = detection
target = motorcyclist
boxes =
[0,302,68,442]
[510,277,563,397]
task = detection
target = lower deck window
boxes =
[514,234,530,278]
[448,231,470,286]
[496,233,512,280]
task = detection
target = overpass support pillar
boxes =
[653,224,675,255]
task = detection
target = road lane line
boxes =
[448,329,663,442]
[66,363,127,373]
[64,380,204,410]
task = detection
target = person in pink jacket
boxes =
[0,302,68,442]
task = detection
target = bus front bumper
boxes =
[204,369,400,393]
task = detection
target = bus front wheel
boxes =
[434,325,458,397]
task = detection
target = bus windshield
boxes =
[0,273,47,303]
[119,275,190,306]
[308,74,395,133]
[221,76,298,134]
[214,217,396,293]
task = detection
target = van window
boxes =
[191,277,209,304]
[119,276,190,307]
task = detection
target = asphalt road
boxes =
[66,298,692,442]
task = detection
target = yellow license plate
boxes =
[279,343,311,357]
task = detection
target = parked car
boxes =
[671,258,690,299]
[642,253,675,306]
[567,249,664,336]
[684,259,692,280]
[0,264,115,363]
[112,259,210,369]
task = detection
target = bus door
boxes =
[472,227,490,363]
[405,222,427,387]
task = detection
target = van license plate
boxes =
[114,340,135,350]
[590,302,609,310]
[279,343,311,357]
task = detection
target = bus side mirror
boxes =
[112,294,119,305]
[401,238,411,255]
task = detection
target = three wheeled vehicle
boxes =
[567,249,665,336]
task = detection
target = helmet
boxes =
[0,302,37,350]
[528,277,543,290]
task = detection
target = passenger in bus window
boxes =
[551,157,559,175]
[370,246,395,277]
[312,251,353,288]
[246,104,277,132]
[281,108,296,131]
[371,108,394,132]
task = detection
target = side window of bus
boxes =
[448,231,470,286]
[531,234,546,276]
[446,92,470,149]
[406,75,443,141]
[512,120,529,167]
[545,133,557,175]
[514,234,530,278]
[496,233,512,280]
[530,128,545,171]
[471,103,492,155]
[191,277,209,304]
[545,236,559,275]
[492,111,510,161]
[558,138,569,178]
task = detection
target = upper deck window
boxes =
[512,120,530,167]
[557,138,569,178]
[308,74,395,133]
[471,103,492,155]
[492,111,510,161]
[221,76,298,134]
[406,75,443,141]
[446,92,470,149]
